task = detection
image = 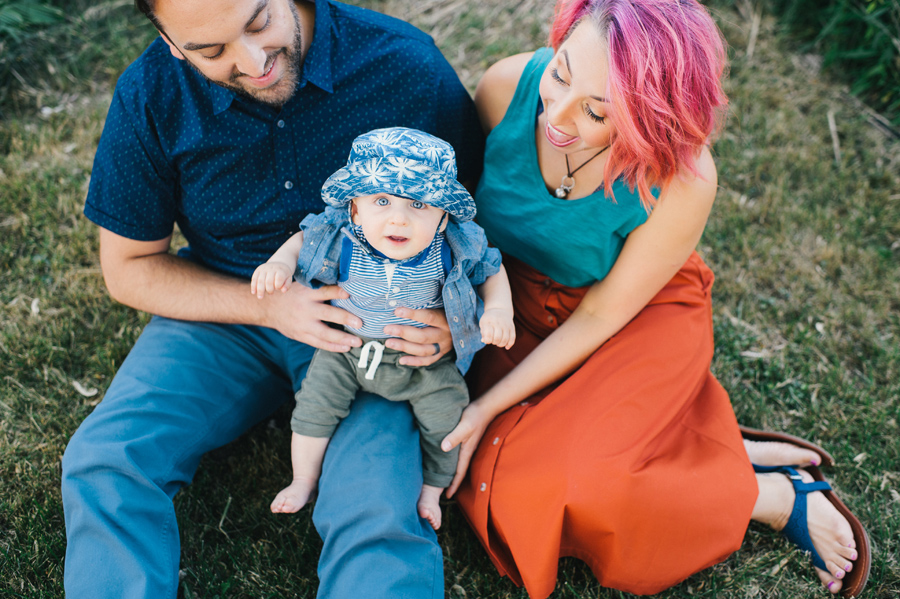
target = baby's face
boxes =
[352,193,446,261]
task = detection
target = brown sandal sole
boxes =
[739,425,835,468]
[808,465,871,598]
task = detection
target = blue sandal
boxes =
[753,463,831,570]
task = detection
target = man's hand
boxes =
[250,261,294,298]
[382,307,453,366]
[261,283,363,352]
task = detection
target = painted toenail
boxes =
[827,581,836,590]
[844,564,852,572]
[835,570,844,579]
[851,551,857,559]
[812,458,820,465]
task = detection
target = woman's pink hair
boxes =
[549,0,727,208]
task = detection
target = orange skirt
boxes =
[458,252,758,597]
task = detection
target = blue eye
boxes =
[375,197,390,206]
[411,200,426,209]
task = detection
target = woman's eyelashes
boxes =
[551,67,607,124]
[585,106,606,124]
[550,67,567,86]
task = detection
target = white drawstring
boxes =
[357,340,385,380]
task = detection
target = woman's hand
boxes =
[442,401,494,498]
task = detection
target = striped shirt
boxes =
[333,228,451,338]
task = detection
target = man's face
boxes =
[155,0,309,106]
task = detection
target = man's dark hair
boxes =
[134,0,164,31]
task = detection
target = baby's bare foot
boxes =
[769,469,858,594]
[271,478,317,514]
[417,484,443,530]
[744,439,821,468]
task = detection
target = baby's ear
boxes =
[438,212,449,232]
[350,201,360,224]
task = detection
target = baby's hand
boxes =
[479,308,515,349]
[250,262,294,298]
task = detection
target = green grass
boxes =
[1,1,899,597]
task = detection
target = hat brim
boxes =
[321,163,476,222]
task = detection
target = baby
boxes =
[251,127,514,529]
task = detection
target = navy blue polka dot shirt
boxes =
[84,0,483,279]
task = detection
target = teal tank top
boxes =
[474,48,652,288]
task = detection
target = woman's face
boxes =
[538,20,614,153]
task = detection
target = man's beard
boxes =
[188,1,304,107]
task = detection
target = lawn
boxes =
[0,0,898,597]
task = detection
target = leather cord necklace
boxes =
[555,144,611,198]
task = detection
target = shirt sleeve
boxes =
[295,211,343,287]
[459,222,502,286]
[83,81,177,241]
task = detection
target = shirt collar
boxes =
[298,0,334,94]
[208,0,334,116]
[209,83,235,115]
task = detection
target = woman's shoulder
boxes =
[659,146,719,211]
[474,52,537,134]
[682,146,718,199]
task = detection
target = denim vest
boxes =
[296,207,502,374]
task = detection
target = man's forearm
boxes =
[105,251,268,326]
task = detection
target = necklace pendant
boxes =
[555,175,575,199]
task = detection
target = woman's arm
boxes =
[481,150,717,415]
[444,148,718,496]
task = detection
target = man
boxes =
[62,0,483,596]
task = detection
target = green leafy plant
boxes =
[0,0,63,41]
[767,0,900,125]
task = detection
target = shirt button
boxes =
[276,119,285,128]
[388,300,397,306]
[520,401,529,406]
[543,278,552,287]
[452,316,459,323]
[492,437,499,445]
[392,286,400,293]
[284,181,293,190]
[479,482,487,492]
[459,340,465,348]
[547,315,555,323]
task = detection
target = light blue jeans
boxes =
[61,317,442,599]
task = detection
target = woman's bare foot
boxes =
[417,484,443,530]
[744,439,821,467]
[753,470,858,594]
[271,477,317,513]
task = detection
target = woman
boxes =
[441,0,869,596]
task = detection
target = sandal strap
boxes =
[752,464,830,571]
